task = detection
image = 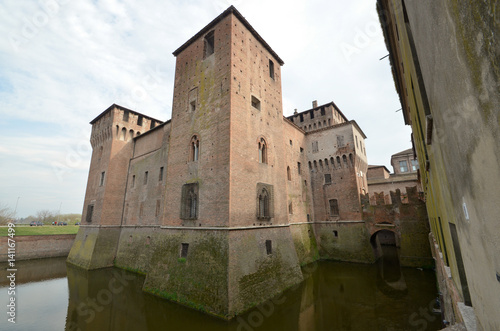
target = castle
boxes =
[68,6,429,319]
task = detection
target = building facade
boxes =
[378,0,500,329]
[68,6,369,319]
[367,148,422,204]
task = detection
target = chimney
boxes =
[312,100,318,108]
[293,108,298,114]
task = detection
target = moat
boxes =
[0,247,442,330]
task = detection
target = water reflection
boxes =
[0,257,441,331]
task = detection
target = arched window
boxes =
[258,188,270,219]
[190,135,200,161]
[319,160,323,170]
[137,131,141,136]
[128,129,134,141]
[330,157,335,169]
[121,127,127,141]
[336,156,342,168]
[313,160,317,171]
[313,123,317,129]
[343,155,348,167]
[349,153,354,167]
[318,122,322,128]
[258,138,267,164]
[324,159,329,169]
[308,161,312,171]
[287,166,291,181]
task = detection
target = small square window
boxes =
[251,96,261,110]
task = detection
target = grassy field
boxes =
[0,225,80,237]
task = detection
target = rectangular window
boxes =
[159,167,164,181]
[320,107,325,116]
[265,240,272,255]
[86,204,94,223]
[399,161,408,173]
[411,159,419,171]
[99,171,105,186]
[251,96,261,110]
[324,174,332,185]
[150,121,156,129]
[137,115,143,126]
[269,59,274,80]
[204,31,214,58]
[297,162,301,175]
[329,199,339,216]
[310,110,314,119]
[123,110,129,122]
[144,171,148,185]
[180,243,189,258]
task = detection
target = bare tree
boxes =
[0,203,14,225]
[36,209,56,224]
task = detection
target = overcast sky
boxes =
[0,0,412,218]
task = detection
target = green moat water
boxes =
[0,247,442,330]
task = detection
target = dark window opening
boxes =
[132,175,135,188]
[86,204,94,223]
[298,162,301,175]
[123,110,129,122]
[144,171,148,185]
[159,167,164,181]
[265,240,272,255]
[251,96,261,110]
[180,243,189,258]
[329,199,339,216]
[99,171,105,186]
[320,107,325,116]
[269,59,274,79]
[299,114,304,122]
[204,31,215,58]
[324,174,332,185]
[190,100,196,112]
[333,230,338,237]
[150,121,156,129]
[310,110,314,119]
[137,115,143,126]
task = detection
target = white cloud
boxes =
[0,0,410,217]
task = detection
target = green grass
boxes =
[0,225,80,237]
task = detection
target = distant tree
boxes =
[36,209,56,224]
[0,203,15,225]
